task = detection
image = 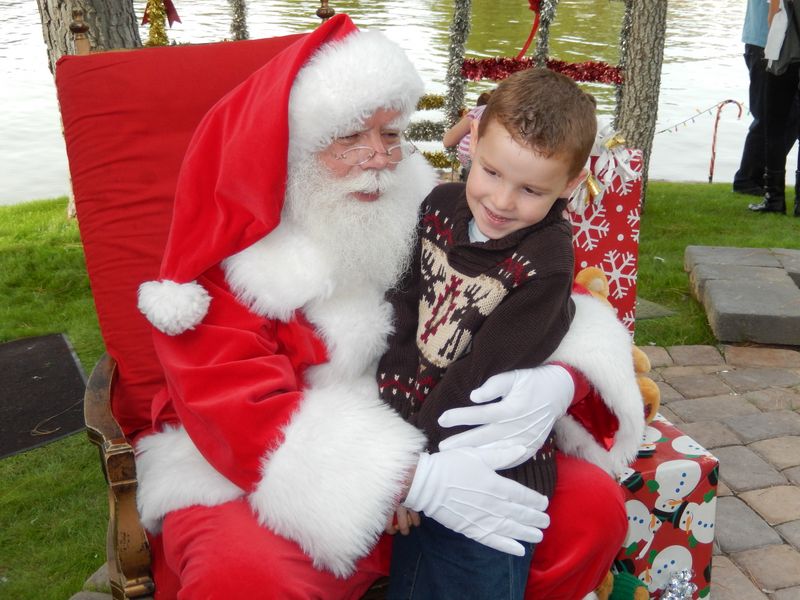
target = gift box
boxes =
[615,414,719,599]
[570,145,643,334]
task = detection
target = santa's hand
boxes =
[403,447,550,555]
[438,365,574,467]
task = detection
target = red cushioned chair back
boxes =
[56,35,303,440]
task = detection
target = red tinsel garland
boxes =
[462,56,623,85]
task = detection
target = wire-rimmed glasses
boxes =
[330,140,417,166]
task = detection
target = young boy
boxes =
[377,67,597,599]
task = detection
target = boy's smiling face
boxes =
[466,118,584,240]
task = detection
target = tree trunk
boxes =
[36,0,142,74]
[614,0,668,208]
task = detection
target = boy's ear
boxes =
[561,167,588,197]
[468,118,481,158]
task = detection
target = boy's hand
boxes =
[385,506,420,535]
[403,446,549,555]
[438,365,574,467]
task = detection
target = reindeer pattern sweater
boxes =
[378,182,575,496]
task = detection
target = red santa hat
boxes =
[138,14,425,335]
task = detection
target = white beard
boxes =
[283,154,422,292]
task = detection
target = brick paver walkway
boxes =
[71,344,800,600]
[643,344,800,599]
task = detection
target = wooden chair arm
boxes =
[84,353,154,600]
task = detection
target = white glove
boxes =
[438,365,574,468]
[403,446,550,556]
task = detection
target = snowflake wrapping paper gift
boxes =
[570,149,643,333]
[615,414,719,599]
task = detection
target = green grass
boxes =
[0,186,797,599]
[635,182,799,346]
[0,198,106,600]
[0,198,104,367]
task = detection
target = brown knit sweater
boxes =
[378,182,575,498]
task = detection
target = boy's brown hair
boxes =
[477,68,597,178]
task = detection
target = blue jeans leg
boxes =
[387,514,534,600]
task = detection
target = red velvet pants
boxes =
[152,454,626,599]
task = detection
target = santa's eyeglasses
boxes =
[331,140,417,166]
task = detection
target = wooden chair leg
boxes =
[84,353,154,599]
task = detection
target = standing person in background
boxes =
[443,90,493,181]
[736,0,799,198]
[749,0,800,214]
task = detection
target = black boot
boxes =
[749,169,786,213]
[795,170,800,217]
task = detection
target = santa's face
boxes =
[284,117,422,290]
[317,108,403,202]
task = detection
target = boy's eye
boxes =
[483,167,498,177]
[523,187,540,196]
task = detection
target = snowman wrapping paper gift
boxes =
[614,414,719,599]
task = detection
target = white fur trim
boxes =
[135,425,244,533]
[137,279,211,335]
[303,287,394,386]
[550,293,645,476]
[288,30,424,161]
[250,378,426,577]
[403,152,440,207]
[583,593,599,600]
[222,222,334,322]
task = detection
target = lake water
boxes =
[0,0,783,205]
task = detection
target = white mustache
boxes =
[340,167,399,195]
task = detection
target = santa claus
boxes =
[135,14,643,600]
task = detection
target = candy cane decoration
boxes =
[708,99,743,183]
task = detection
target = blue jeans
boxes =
[387,514,534,600]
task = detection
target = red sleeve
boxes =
[152,266,328,492]
[552,362,620,451]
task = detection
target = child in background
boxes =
[442,90,493,180]
[379,67,597,600]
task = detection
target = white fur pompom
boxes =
[137,279,211,336]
